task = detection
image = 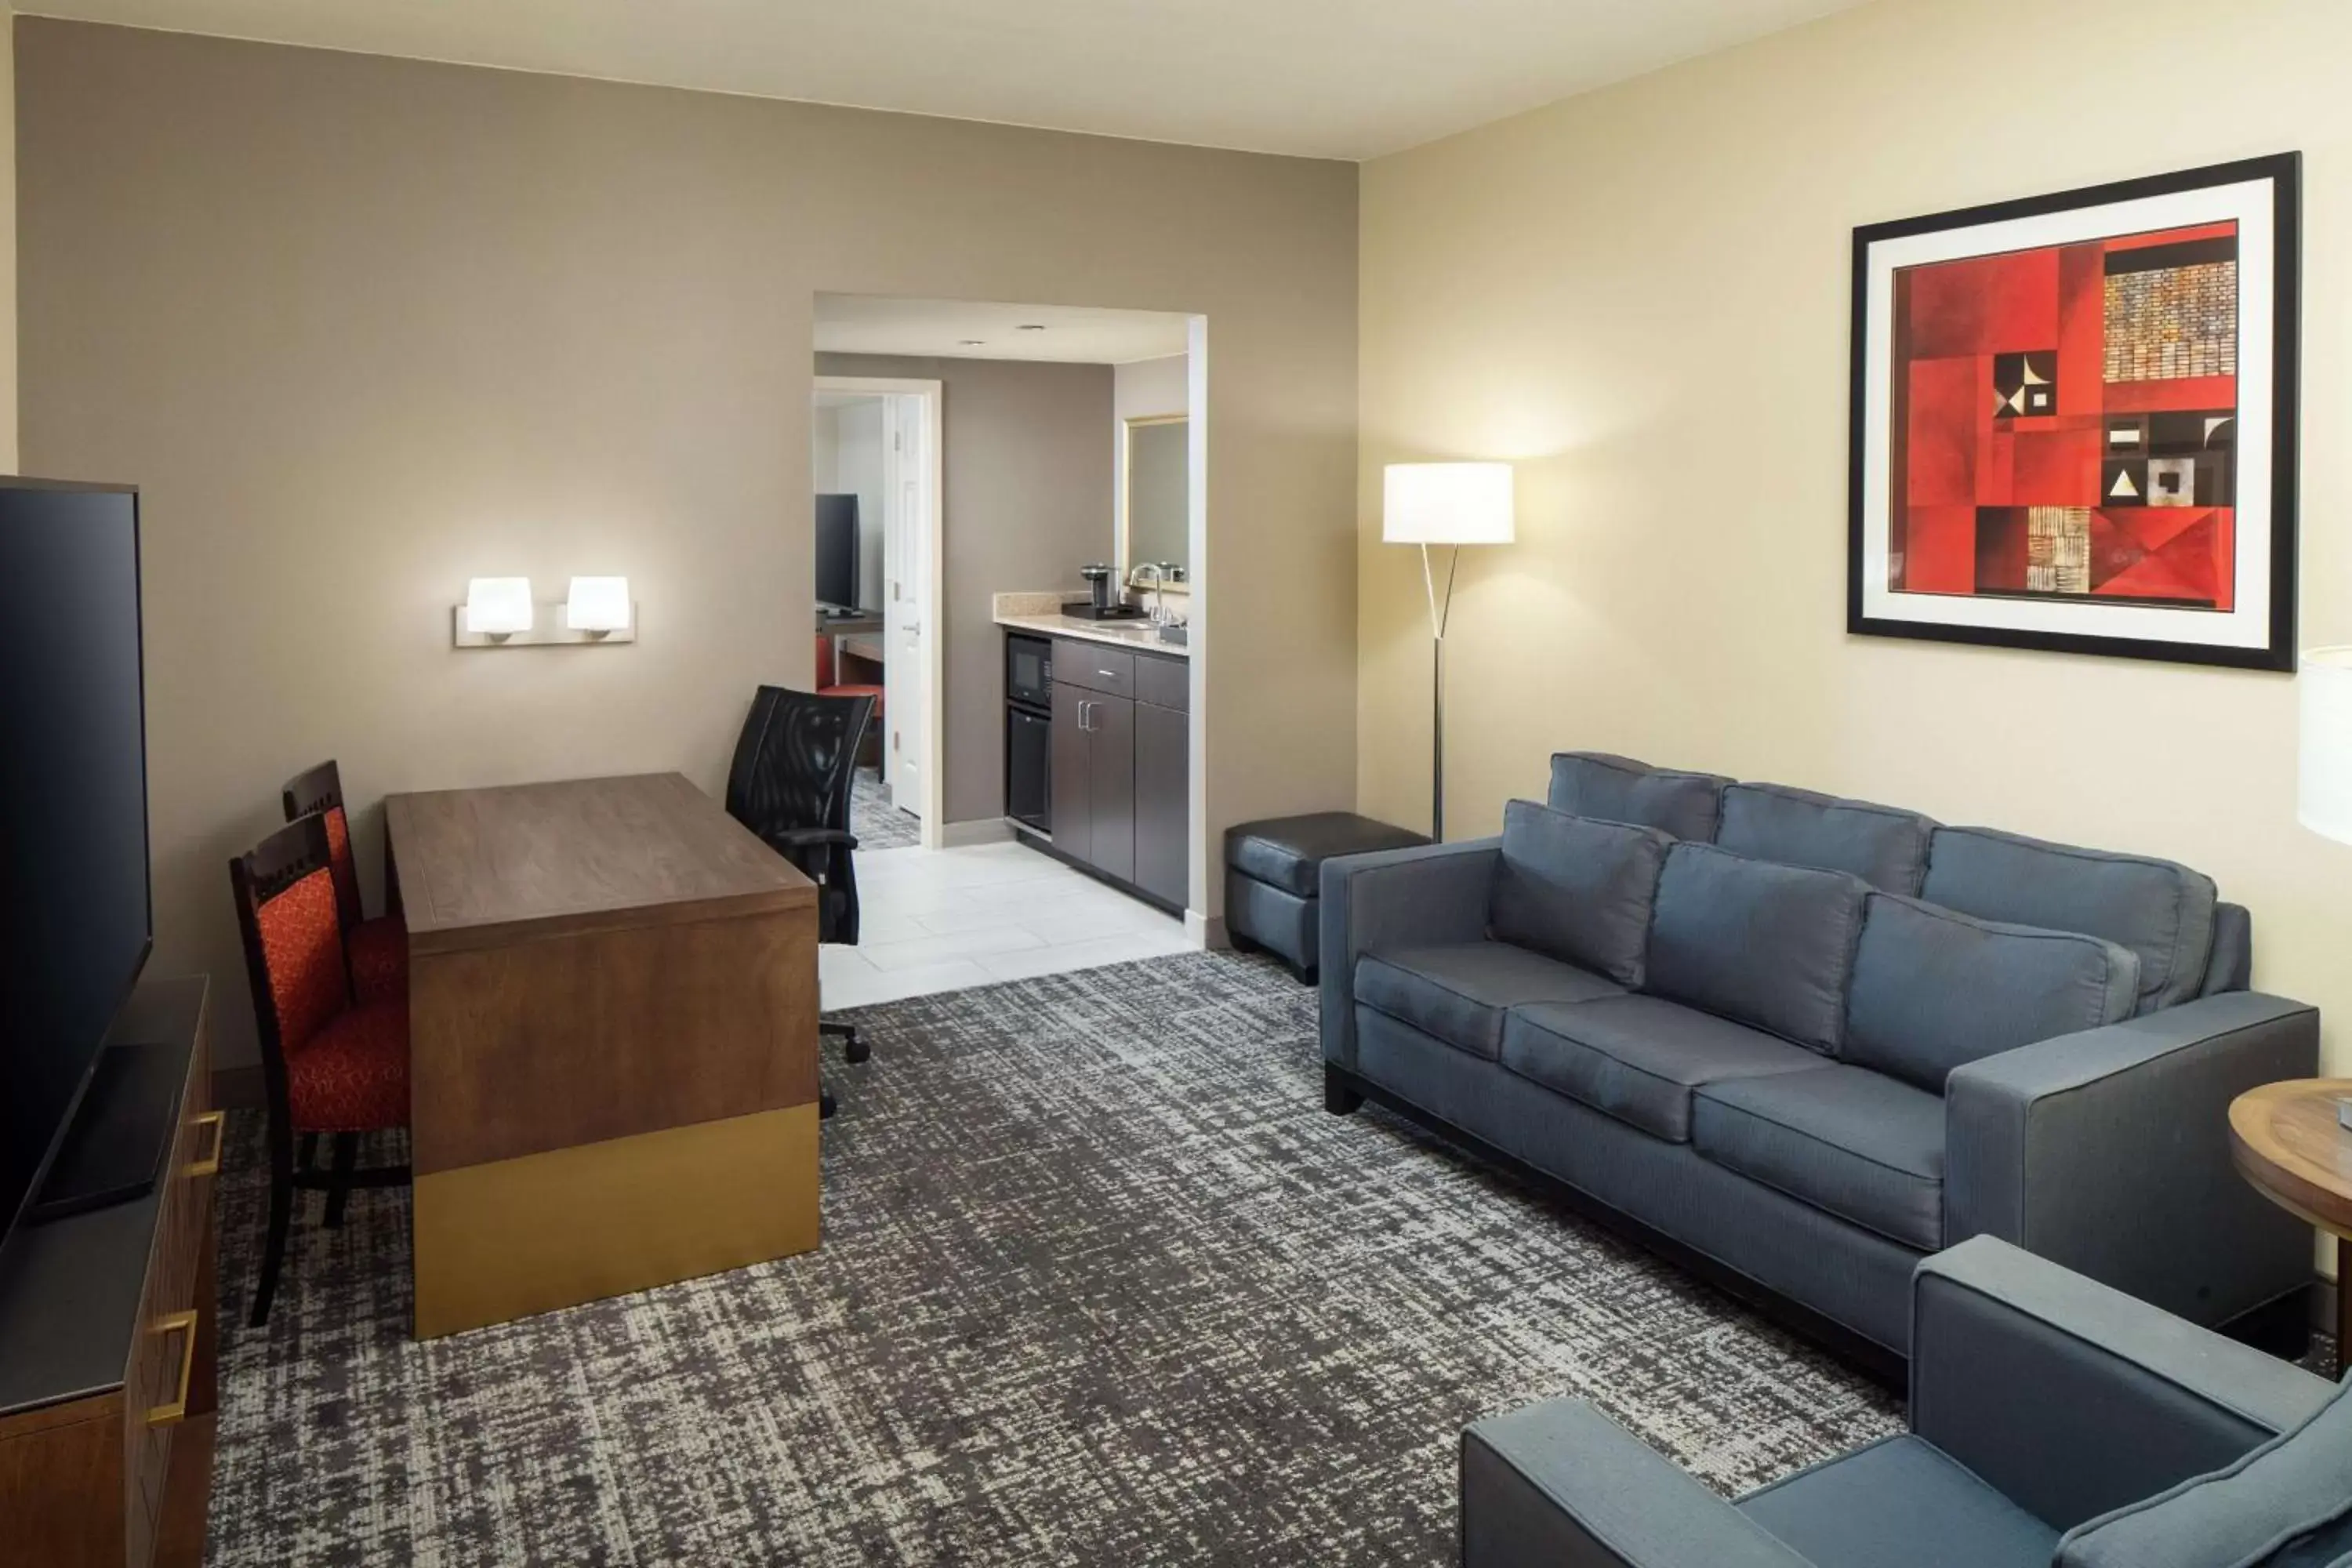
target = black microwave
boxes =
[1006,633,1053,711]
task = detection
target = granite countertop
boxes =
[992,592,1190,658]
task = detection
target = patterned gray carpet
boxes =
[851,764,922,851]
[205,950,1899,1566]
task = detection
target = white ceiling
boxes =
[23,0,1871,160]
[815,296,1191,365]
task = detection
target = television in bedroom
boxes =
[815,493,859,612]
[0,480,154,1243]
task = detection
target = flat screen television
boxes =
[0,481,152,1243]
[815,493,859,612]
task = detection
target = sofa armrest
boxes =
[1911,1237,2332,1532]
[1944,991,2318,1326]
[1462,1401,1813,1568]
[1318,837,1499,1069]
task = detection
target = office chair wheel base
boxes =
[844,1033,870,1064]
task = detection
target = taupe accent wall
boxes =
[1359,0,2350,1067]
[16,19,1357,1066]
[814,352,1114,826]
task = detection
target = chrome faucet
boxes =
[1131,562,1167,624]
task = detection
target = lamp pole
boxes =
[1418,541,1460,842]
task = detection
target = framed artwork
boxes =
[1848,153,2299,670]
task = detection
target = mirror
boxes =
[1120,415,1189,593]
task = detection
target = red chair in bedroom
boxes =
[816,633,884,769]
[228,812,412,1327]
[282,759,406,1005]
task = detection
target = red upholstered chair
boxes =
[815,633,884,705]
[229,813,412,1327]
[282,759,406,1005]
[817,635,885,771]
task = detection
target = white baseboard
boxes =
[939,817,1017,848]
[1188,911,1228,949]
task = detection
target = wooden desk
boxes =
[385,772,820,1338]
[2229,1077,2352,1377]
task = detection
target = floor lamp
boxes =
[1383,463,1515,841]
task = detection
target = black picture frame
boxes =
[1847,152,2300,671]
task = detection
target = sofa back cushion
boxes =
[1646,842,1866,1053]
[1715,782,1937,895]
[1547,752,1729,842]
[1844,894,2140,1092]
[2056,1370,2352,1568]
[1490,800,1672,989]
[1920,826,2217,1014]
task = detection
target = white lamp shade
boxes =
[463,576,534,635]
[2301,647,2352,846]
[1383,463,1515,546]
[564,575,632,633]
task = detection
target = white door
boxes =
[882,395,927,814]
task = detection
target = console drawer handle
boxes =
[184,1110,227,1179]
[146,1310,200,1427]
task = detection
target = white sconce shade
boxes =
[564,576,632,633]
[2300,648,2352,846]
[1383,463,1515,546]
[463,577,534,637]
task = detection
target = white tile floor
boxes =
[821,837,1195,1011]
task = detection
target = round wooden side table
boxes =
[2229,1078,2352,1379]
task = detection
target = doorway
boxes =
[812,376,944,847]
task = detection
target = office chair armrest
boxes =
[766,826,861,851]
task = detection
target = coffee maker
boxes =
[1068,564,1144,620]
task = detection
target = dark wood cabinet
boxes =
[1134,699,1188,908]
[1087,694,1137,883]
[1033,633,1189,913]
[0,978,218,1568]
[1051,680,1092,867]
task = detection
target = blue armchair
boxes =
[1461,1237,2339,1568]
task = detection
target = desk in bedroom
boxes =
[385,771,820,1338]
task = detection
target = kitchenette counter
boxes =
[992,592,1190,657]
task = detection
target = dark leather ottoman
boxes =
[1225,812,1432,983]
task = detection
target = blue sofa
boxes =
[1461,1237,2348,1568]
[1320,753,2317,1362]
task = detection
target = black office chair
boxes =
[726,685,876,1118]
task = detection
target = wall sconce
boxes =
[462,577,535,639]
[454,575,637,648]
[565,576,633,637]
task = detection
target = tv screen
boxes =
[815,494,858,611]
[0,482,151,1240]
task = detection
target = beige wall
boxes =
[815,352,1114,826]
[16,20,1357,1067]
[1360,0,2352,1067]
[0,13,16,470]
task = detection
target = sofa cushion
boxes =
[2056,1369,2352,1568]
[1920,826,2217,1014]
[1740,1435,2059,1568]
[1843,894,2141,1093]
[1646,842,1867,1054]
[1490,801,1671,988]
[1715,782,1937,896]
[1356,942,1624,1060]
[1225,812,1432,898]
[1500,996,1829,1142]
[1547,751,1729,842]
[1693,1066,1944,1250]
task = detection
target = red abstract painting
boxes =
[1889,223,2238,610]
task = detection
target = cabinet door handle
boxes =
[184,1109,227,1179]
[146,1310,200,1427]
[1080,701,1094,732]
